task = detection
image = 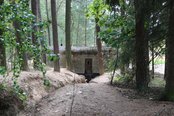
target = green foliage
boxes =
[98,1,136,75]
[86,0,109,21]
[44,79,50,87]
[114,73,134,85]
[0,0,49,96]
[48,53,60,62]
[0,66,6,75]
[154,58,165,65]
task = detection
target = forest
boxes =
[0,0,174,115]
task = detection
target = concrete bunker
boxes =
[48,46,115,82]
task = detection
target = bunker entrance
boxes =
[84,58,99,82]
[85,58,92,74]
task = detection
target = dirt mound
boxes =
[17,68,85,103]
[0,68,86,115]
[0,88,23,116]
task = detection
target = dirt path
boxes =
[22,74,174,116]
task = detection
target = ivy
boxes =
[86,0,110,21]
[0,66,6,76]
[0,0,50,100]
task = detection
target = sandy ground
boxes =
[18,73,174,116]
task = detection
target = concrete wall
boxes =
[47,47,116,74]
[72,54,99,74]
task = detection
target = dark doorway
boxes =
[84,58,93,82]
[85,58,92,74]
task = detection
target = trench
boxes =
[83,73,100,83]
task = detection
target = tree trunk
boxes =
[84,17,87,46]
[134,0,149,90]
[13,21,29,71]
[38,0,46,64]
[165,0,174,101]
[0,0,6,69]
[151,43,155,79]
[76,13,80,46]
[31,0,39,69]
[45,0,51,46]
[84,0,87,46]
[95,18,104,75]
[51,0,60,72]
[31,0,38,45]
[65,0,72,70]
[164,40,167,80]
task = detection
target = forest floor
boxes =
[19,72,174,116]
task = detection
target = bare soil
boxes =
[0,68,85,116]
[20,73,174,116]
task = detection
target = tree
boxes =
[38,0,47,64]
[134,0,149,90]
[164,0,174,101]
[95,19,104,75]
[10,0,29,71]
[13,21,29,71]
[65,0,73,70]
[51,0,60,72]
[31,0,39,69]
[84,0,87,46]
[0,0,6,69]
[31,0,38,46]
[87,0,105,75]
[45,0,51,46]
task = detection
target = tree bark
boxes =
[84,17,87,46]
[45,0,51,46]
[65,0,73,70]
[164,40,167,80]
[84,0,87,46]
[38,0,46,64]
[0,0,6,69]
[134,0,149,90]
[31,0,39,69]
[95,18,104,75]
[76,13,80,46]
[151,43,155,79]
[51,0,60,72]
[31,0,38,45]
[165,0,174,101]
[13,21,29,71]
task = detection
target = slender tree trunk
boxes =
[84,17,87,46]
[51,0,60,72]
[164,41,167,80]
[38,0,46,64]
[45,0,51,46]
[0,0,6,69]
[120,0,126,76]
[94,31,96,46]
[151,43,155,79]
[84,0,87,46]
[76,13,80,46]
[65,0,72,70]
[31,0,38,45]
[165,0,174,101]
[31,0,39,69]
[95,18,104,75]
[134,0,149,90]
